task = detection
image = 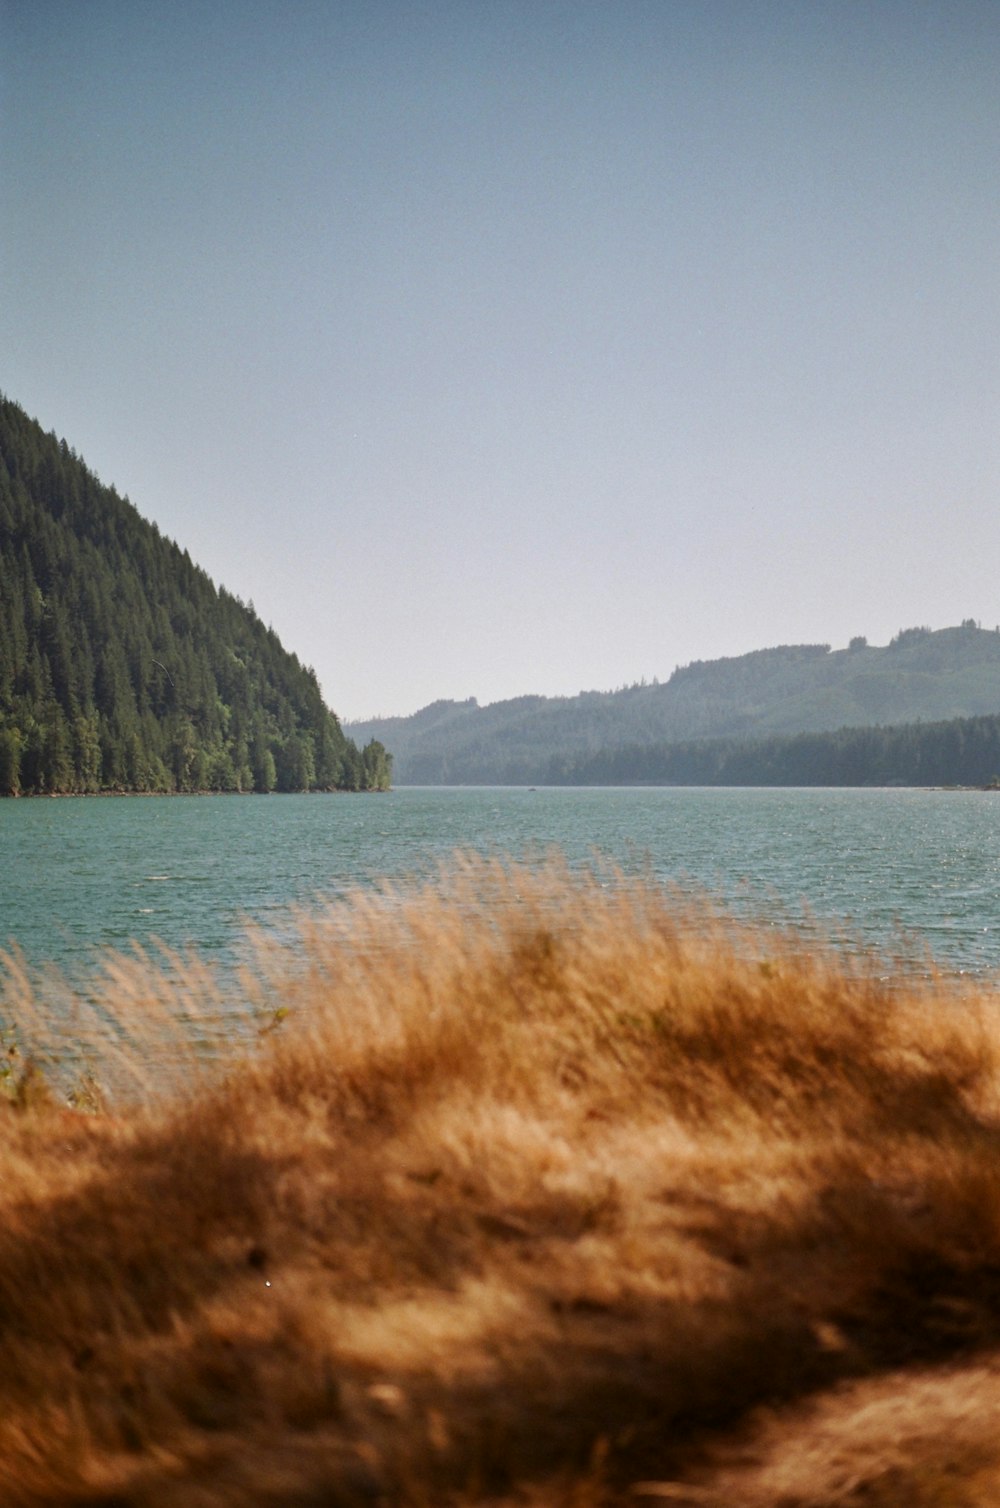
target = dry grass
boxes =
[3,855,1000,1505]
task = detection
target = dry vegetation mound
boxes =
[3,857,1000,1505]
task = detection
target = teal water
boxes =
[4,787,1000,983]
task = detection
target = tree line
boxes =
[542,713,1000,788]
[0,396,391,795]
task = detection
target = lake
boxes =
[4,786,1000,985]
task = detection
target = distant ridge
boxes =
[347,625,1000,785]
[0,395,390,794]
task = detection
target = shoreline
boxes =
[2,786,392,799]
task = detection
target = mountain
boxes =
[0,395,390,794]
[347,626,1000,784]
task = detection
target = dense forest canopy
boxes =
[0,395,390,795]
[544,712,1000,788]
[348,624,1000,785]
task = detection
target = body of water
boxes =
[4,786,1000,983]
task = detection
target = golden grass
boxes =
[3,855,1000,1505]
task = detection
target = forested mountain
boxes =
[0,395,390,795]
[347,626,1000,785]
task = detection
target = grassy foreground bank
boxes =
[3,858,1000,1506]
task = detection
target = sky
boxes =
[3,1,999,722]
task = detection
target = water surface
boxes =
[4,786,1000,983]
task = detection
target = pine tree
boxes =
[0,394,385,795]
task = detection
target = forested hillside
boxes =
[348,627,1000,784]
[0,396,390,795]
[547,712,1000,788]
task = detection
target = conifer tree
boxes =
[0,395,386,795]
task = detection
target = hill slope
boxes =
[0,396,390,794]
[348,627,1000,784]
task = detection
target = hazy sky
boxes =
[3,1,998,720]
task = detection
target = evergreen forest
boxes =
[0,396,391,795]
[544,712,1000,788]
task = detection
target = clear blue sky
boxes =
[3,1,998,721]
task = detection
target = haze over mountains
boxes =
[347,625,1000,785]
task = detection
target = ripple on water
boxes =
[3,788,1000,987]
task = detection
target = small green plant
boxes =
[256,1002,289,1038]
[0,1028,19,1102]
[66,1069,109,1114]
